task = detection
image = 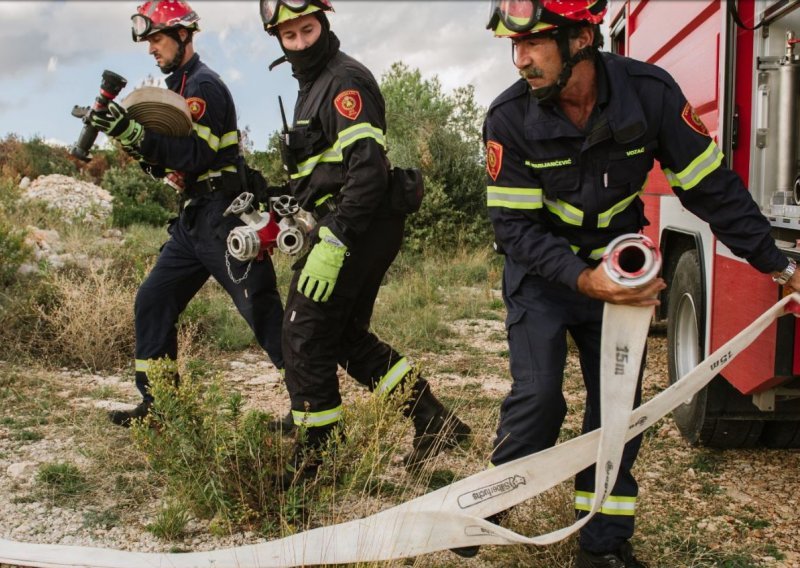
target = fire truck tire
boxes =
[760,421,800,448]
[666,250,764,448]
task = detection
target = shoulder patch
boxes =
[681,102,710,137]
[333,89,362,121]
[486,140,503,181]
[186,97,206,121]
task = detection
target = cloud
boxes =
[226,68,242,83]
[47,56,58,73]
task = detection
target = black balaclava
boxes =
[270,12,340,84]
[159,28,193,75]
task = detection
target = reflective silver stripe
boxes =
[135,359,149,372]
[544,197,584,226]
[486,186,543,209]
[292,405,343,428]
[574,491,636,516]
[663,141,723,190]
[290,122,386,180]
[196,165,237,182]
[598,184,646,229]
[375,357,412,396]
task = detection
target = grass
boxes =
[0,231,798,566]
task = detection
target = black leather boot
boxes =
[574,542,648,568]
[278,423,334,489]
[268,410,296,436]
[108,400,152,428]
[403,378,471,471]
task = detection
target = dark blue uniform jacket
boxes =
[484,51,785,296]
[139,53,239,188]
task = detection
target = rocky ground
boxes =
[1,312,798,568]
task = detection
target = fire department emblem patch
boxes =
[186,97,206,121]
[486,140,503,181]
[681,102,709,137]
[333,90,362,120]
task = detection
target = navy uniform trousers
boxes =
[493,271,644,554]
[282,213,407,422]
[134,194,284,401]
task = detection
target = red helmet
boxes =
[131,1,200,42]
[488,0,607,38]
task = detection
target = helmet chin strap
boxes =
[530,29,594,104]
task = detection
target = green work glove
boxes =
[298,226,347,302]
[90,101,145,147]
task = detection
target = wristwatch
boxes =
[772,257,797,285]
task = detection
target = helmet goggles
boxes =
[487,0,546,35]
[260,0,332,31]
[130,1,200,42]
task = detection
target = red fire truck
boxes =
[607,0,800,448]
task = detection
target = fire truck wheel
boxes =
[760,421,800,448]
[667,250,764,448]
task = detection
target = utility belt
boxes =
[185,170,241,200]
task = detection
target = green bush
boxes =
[102,163,178,228]
[0,134,78,180]
[0,221,31,287]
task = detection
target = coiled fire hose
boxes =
[2,234,798,568]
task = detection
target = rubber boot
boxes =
[278,423,334,489]
[108,400,152,428]
[403,378,471,471]
[268,410,296,436]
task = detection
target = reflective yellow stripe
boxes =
[292,405,343,428]
[135,357,176,373]
[598,183,646,228]
[375,357,412,396]
[314,193,333,208]
[196,165,237,182]
[570,244,606,260]
[574,491,636,516]
[219,130,239,149]
[663,141,723,190]
[544,197,584,226]
[487,186,543,209]
[290,122,386,180]
[193,123,219,152]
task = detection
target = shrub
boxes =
[0,221,31,287]
[35,266,137,371]
[102,162,178,228]
[0,134,78,180]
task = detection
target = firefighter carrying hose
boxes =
[260,0,471,483]
[91,0,284,426]
[450,0,800,565]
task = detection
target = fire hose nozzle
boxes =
[602,233,662,288]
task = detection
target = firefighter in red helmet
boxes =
[453,0,800,565]
[260,0,471,485]
[90,0,285,427]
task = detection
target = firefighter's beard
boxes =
[158,42,186,75]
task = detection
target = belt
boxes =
[185,171,240,200]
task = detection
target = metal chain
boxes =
[225,250,253,284]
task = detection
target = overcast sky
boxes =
[0,1,519,151]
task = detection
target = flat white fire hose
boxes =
[3,235,798,568]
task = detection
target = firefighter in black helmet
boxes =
[261,0,471,483]
[91,0,285,426]
[458,0,800,566]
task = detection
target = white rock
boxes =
[6,461,38,480]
